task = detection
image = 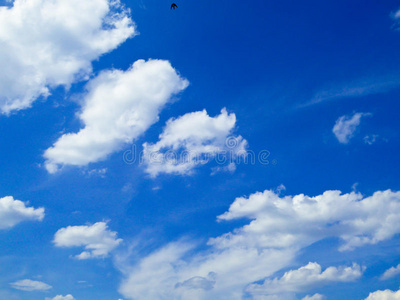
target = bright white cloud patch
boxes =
[365,288,400,299]
[46,295,75,300]
[381,264,400,280]
[44,59,189,173]
[118,189,400,300]
[0,196,44,229]
[332,112,370,144]
[246,262,363,297]
[53,222,122,259]
[142,108,247,177]
[10,279,52,291]
[0,0,135,114]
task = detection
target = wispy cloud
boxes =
[380,263,400,280]
[10,279,52,292]
[299,79,400,108]
[333,112,371,144]
[118,189,400,299]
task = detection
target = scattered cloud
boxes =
[365,287,400,299]
[142,108,247,177]
[44,59,189,173]
[10,279,52,292]
[175,272,217,291]
[302,294,325,300]
[118,188,400,299]
[333,112,371,144]
[45,295,75,300]
[391,8,400,29]
[301,79,400,107]
[53,222,122,259]
[246,262,363,298]
[0,0,135,114]
[363,134,379,145]
[0,196,44,229]
[381,264,400,280]
[218,189,400,251]
[84,168,108,178]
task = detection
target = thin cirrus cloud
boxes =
[10,279,52,292]
[0,196,44,229]
[118,188,400,299]
[44,59,189,173]
[332,112,371,144]
[53,222,122,259]
[142,108,248,177]
[391,8,400,29]
[0,0,135,114]
[299,78,400,108]
[246,262,364,298]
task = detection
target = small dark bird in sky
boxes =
[171,3,177,9]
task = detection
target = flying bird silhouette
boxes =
[171,3,177,9]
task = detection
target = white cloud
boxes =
[302,294,325,300]
[246,262,363,297]
[46,295,75,300]
[364,134,379,145]
[365,288,400,300]
[53,222,122,259]
[10,279,52,291]
[300,79,400,107]
[175,272,217,290]
[392,9,400,29]
[218,189,400,251]
[0,0,135,114]
[44,59,188,173]
[333,112,370,144]
[0,196,44,229]
[142,108,247,177]
[118,188,400,300]
[381,264,400,280]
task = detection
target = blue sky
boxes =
[1,0,400,299]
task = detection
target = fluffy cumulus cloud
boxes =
[0,196,44,229]
[118,188,400,300]
[44,59,189,173]
[218,189,400,251]
[247,262,363,298]
[46,295,75,300]
[381,264,400,280]
[10,279,52,291]
[142,108,247,177]
[332,112,370,144]
[0,0,135,114]
[53,222,122,259]
[365,288,400,300]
